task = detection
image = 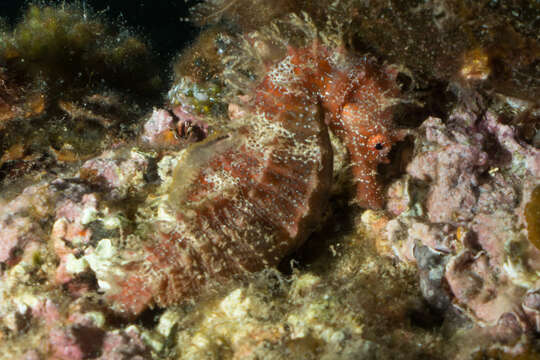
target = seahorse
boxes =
[105,17,399,315]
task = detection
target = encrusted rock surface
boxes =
[385,106,540,354]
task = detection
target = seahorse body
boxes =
[263,43,399,207]
[108,38,398,315]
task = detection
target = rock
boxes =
[414,244,451,310]
[141,108,181,147]
[80,150,150,200]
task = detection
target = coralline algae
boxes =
[384,106,540,352]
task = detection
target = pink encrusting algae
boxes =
[107,23,400,315]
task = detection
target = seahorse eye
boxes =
[374,143,384,150]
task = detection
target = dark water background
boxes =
[0,0,200,64]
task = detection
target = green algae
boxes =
[2,3,161,96]
[526,185,540,249]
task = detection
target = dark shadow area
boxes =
[278,196,357,275]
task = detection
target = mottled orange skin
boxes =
[261,45,400,209]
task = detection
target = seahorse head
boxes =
[365,132,393,164]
